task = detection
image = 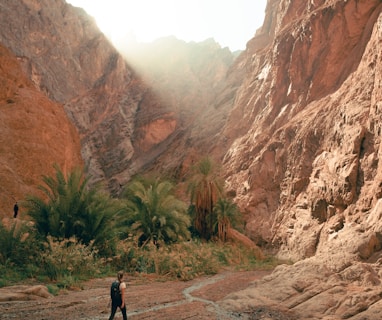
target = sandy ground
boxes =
[0,270,293,320]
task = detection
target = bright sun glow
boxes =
[66,0,267,51]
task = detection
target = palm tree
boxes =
[212,198,242,242]
[25,164,120,255]
[122,178,190,247]
[78,191,122,255]
[26,164,87,239]
[187,157,223,240]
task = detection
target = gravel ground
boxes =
[0,270,294,320]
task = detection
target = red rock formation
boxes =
[0,0,235,195]
[221,0,382,259]
[226,227,265,260]
[119,36,236,177]
[219,1,382,317]
[1,0,381,261]
[0,0,146,194]
[0,44,82,216]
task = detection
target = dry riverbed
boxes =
[0,270,293,319]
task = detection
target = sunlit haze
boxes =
[66,0,267,51]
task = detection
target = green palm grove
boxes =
[0,160,267,286]
[22,158,242,250]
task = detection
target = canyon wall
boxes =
[0,44,82,214]
[221,0,382,260]
[0,0,146,196]
[218,1,382,318]
[1,0,381,265]
[0,0,234,204]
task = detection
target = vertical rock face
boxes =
[0,0,144,195]
[0,0,235,199]
[0,44,82,213]
[218,1,382,318]
[221,0,382,261]
[118,36,237,176]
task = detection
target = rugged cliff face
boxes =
[0,44,82,214]
[218,1,382,318]
[0,0,147,195]
[1,0,381,257]
[222,0,382,260]
[0,0,235,199]
[116,36,237,178]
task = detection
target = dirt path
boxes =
[0,270,282,320]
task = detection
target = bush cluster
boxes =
[0,224,271,287]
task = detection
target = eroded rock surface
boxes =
[222,0,382,259]
[218,0,382,318]
[0,0,236,199]
[0,285,52,301]
[0,43,82,212]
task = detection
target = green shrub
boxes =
[0,264,29,287]
[0,278,7,288]
[111,238,269,281]
[0,220,39,266]
[39,236,103,281]
[46,284,60,295]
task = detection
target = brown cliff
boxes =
[0,0,235,197]
[222,0,382,259]
[218,0,382,318]
[0,0,146,195]
[117,36,237,177]
[0,44,82,216]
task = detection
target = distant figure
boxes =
[109,271,127,320]
[13,202,19,218]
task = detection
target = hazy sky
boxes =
[66,0,267,51]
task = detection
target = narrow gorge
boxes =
[1,0,382,318]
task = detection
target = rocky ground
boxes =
[0,270,294,320]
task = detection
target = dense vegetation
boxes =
[0,158,276,290]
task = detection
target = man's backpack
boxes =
[110,281,121,302]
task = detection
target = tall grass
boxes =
[0,234,105,288]
[112,238,276,281]
[39,237,104,285]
